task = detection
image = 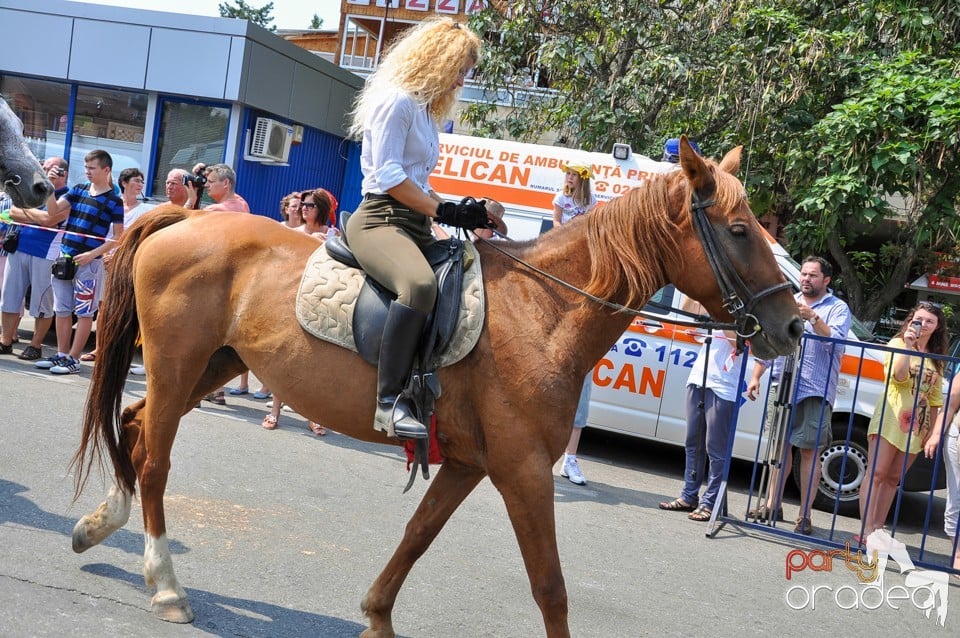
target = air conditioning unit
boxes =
[249,117,293,163]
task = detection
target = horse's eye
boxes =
[730,223,748,236]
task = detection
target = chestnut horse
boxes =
[71,141,801,637]
[0,95,52,208]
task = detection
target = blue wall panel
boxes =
[339,141,362,215]
[235,109,356,222]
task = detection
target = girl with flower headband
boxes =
[552,162,597,227]
[552,161,598,484]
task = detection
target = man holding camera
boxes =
[184,163,250,213]
[183,163,249,405]
[7,150,123,375]
[747,256,851,535]
[0,157,70,360]
[163,168,191,207]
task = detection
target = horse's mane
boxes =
[583,172,683,308]
[582,162,746,309]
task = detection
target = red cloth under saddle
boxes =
[404,414,445,470]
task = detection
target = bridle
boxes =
[475,189,792,347]
[689,189,792,351]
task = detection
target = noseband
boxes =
[689,190,792,352]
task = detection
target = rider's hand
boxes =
[435,197,490,230]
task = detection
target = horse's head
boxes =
[0,97,53,209]
[671,136,802,360]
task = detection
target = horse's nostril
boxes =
[788,317,804,341]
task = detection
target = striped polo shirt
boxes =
[60,183,124,258]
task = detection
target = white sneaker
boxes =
[35,354,67,369]
[49,356,81,375]
[561,457,586,485]
[129,365,146,375]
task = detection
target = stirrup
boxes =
[393,418,429,440]
[376,397,429,439]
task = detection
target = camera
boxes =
[181,172,207,188]
[911,319,922,329]
[51,167,65,177]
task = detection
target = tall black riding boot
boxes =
[375,301,429,439]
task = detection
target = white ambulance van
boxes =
[432,133,937,514]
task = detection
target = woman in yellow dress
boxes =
[859,302,948,539]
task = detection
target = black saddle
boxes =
[323,233,467,374]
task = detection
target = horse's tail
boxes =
[71,204,198,501]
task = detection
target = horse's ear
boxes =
[718,146,744,175]
[678,135,712,191]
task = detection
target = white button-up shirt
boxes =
[360,89,438,196]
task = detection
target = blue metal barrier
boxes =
[714,331,960,576]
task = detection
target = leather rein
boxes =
[688,190,791,351]
[474,190,791,346]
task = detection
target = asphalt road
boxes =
[0,348,956,637]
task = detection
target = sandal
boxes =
[688,505,713,522]
[228,387,250,395]
[747,505,784,522]
[309,422,326,436]
[204,391,226,406]
[261,414,278,430]
[658,498,696,512]
[80,352,96,361]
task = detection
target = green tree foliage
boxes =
[309,14,324,30]
[218,0,275,31]
[466,0,960,324]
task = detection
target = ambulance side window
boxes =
[643,285,676,315]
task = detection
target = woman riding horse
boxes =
[345,18,493,439]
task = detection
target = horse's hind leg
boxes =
[72,483,133,552]
[361,462,484,638]
[71,399,146,552]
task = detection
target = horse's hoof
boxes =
[71,520,92,553]
[360,628,395,638]
[151,594,194,623]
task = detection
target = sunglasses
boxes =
[301,202,316,209]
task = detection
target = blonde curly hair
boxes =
[348,17,481,139]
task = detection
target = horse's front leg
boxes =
[361,461,484,638]
[489,451,570,638]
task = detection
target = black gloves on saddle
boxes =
[435,197,490,230]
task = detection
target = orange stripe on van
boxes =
[431,176,554,211]
[841,354,885,381]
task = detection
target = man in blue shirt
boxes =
[0,156,69,360]
[746,256,851,535]
[7,150,123,374]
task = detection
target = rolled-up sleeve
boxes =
[367,94,414,192]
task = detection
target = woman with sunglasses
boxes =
[859,301,948,542]
[300,188,339,240]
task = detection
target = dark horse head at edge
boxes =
[0,96,54,208]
